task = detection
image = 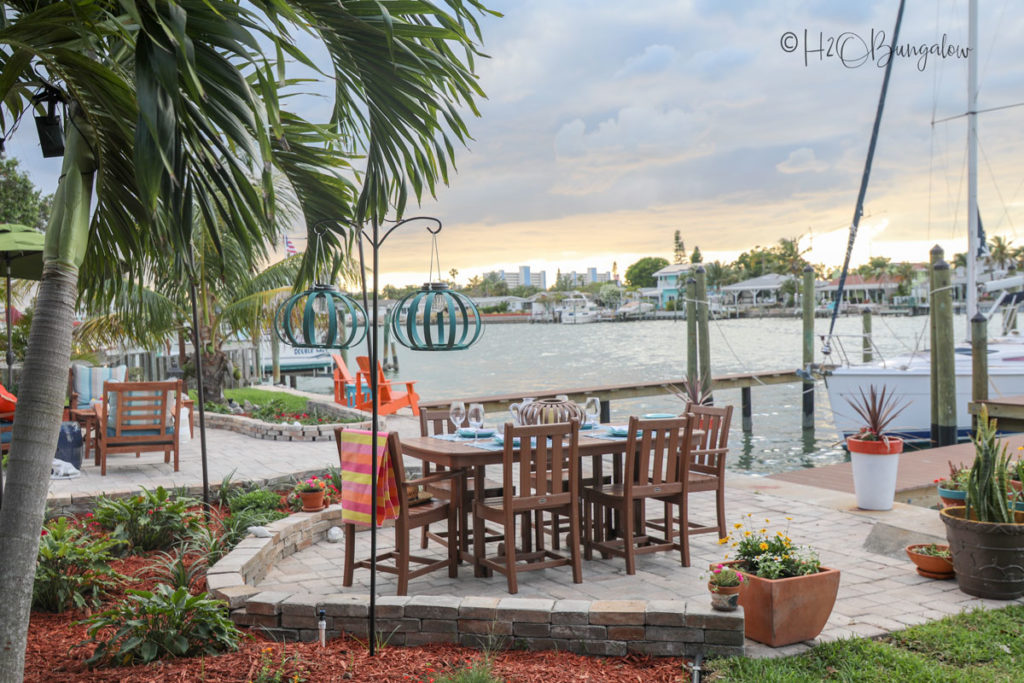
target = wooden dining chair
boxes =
[93,380,183,476]
[583,415,695,573]
[473,421,583,594]
[418,408,504,552]
[338,431,461,595]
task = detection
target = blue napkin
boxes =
[458,428,495,438]
[643,413,677,419]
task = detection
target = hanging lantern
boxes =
[275,284,367,349]
[390,282,483,351]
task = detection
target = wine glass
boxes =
[467,403,485,439]
[584,397,601,427]
[449,401,466,434]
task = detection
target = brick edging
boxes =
[207,506,745,658]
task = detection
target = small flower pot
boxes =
[708,582,742,612]
[936,485,966,509]
[848,436,902,510]
[905,544,954,579]
[300,490,325,512]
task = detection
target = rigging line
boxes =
[707,316,770,387]
[978,136,1016,236]
[979,0,1010,91]
[823,0,907,356]
[932,101,1024,125]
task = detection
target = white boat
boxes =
[826,0,1024,440]
[559,296,600,324]
[258,338,334,372]
[615,301,654,318]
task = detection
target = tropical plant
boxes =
[79,585,240,667]
[146,549,208,593]
[33,517,124,613]
[965,406,1014,524]
[669,371,713,407]
[722,515,822,579]
[0,2,492,675]
[294,477,328,494]
[844,385,908,441]
[0,158,51,229]
[229,489,285,516]
[705,564,745,592]
[910,543,951,560]
[935,461,970,492]
[92,487,200,553]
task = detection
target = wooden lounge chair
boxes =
[338,431,461,595]
[355,356,420,416]
[473,421,583,594]
[583,415,695,573]
[94,380,183,476]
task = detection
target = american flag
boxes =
[285,237,298,256]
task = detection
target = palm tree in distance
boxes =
[0,2,493,677]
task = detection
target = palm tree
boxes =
[0,2,492,677]
[988,235,1014,271]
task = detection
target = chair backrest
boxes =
[623,415,693,493]
[685,403,733,476]
[332,354,356,385]
[501,420,579,508]
[70,364,127,409]
[103,380,182,439]
[384,432,413,513]
[356,356,395,401]
[0,410,14,452]
[419,407,466,437]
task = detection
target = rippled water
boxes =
[298,313,950,475]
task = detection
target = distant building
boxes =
[497,265,546,290]
[562,268,612,287]
[652,263,694,307]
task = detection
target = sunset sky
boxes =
[7,1,1024,288]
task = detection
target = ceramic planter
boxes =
[905,544,954,579]
[936,485,966,509]
[941,506,1024,599]
[300,489,325,512]
[708,582,742,612]
[728,563,840,647]
[847,436,902,510]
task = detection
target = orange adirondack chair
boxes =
[355,356,420,416]
[332,354,371,407]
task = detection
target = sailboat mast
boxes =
[966,0,979,331]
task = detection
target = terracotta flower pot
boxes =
[300,489,325,512]
[905,544,954,579]
[708,582,742,612]
[848,436,903,510]
[936,485,966,509]
[727,563,840,647]
[941,506,1024,599]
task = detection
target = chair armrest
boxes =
[407,469,462,487]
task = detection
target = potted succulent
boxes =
[844,385,908,510]
[295,477,328,512]
[941,406,1024,599]
[905,543,954,579]
[719,515,840,647]
[705,563,745,612]
[934,461,969,508]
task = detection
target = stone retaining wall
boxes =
[208,506,745,658]
[202,409,370,442]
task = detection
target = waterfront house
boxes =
[819,274,900,307]
[720,273,793,307]
[652,263,693,308]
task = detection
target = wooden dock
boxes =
[969,395,1024,431]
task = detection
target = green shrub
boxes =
[147,549,207,592]
[80,585,240,666]
[33,517,124,613]
[92,486,200,552]
[187,507,285,567]
[229,489,284,515]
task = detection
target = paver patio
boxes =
[45,408,1024,658]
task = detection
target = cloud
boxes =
[688,47,754,81]
[776,148,829,174]
[616,45,678,78]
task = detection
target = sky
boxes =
[6,0,1024,288]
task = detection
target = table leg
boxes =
[472,466,491,577]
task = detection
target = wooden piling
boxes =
[971,313,988,430]
[801,265,814,428]
[741,386,753,432]
[686,277,697,381]
[271,331,281,385]
[695,267,711,400]
[861,308,872,363]
[933,259,957,446]
[929,244,943,445]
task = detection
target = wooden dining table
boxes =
[400,429,701,576]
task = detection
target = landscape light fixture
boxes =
[33,87,64,158]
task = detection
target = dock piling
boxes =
[695,267,712,401]
[686,277,697,382]
[861,308,872,363]
[971,313,987,430]
[801,265,815,429]
[932,259,956,446]
[741,386,753,432]
[929,245,943,445]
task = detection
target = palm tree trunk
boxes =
[0,106,94,682]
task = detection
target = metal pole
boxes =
[357,223,379,656]
[934,261,957,446]
[5,258,12,388]
[801,266,814,429]
[966,0,979,333]
[971,314,988,431]
[929,245,943,445]
[189,281,211,508]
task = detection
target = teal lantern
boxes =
[275,284,366,349]
[390,282,482,351]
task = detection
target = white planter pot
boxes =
[850,450,900,510]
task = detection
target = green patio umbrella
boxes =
[0,223,45,387]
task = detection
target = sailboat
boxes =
[825,0,1024,440]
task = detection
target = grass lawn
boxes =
[706,605,1024,682]
[189,387,310,413]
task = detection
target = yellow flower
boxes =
[765,518,770,523]
[759,542,769,550]
[776,530,784,537]
[785,516,793,521]
[718,537,730,545]
[759,528,767,534]
[744,531,752,537]
[734,522,743,529]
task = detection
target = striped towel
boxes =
[340,429,399,527]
